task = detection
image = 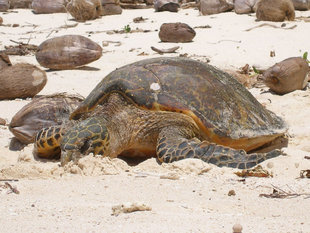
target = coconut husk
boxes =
[199,0,234,15]
[66,0,102,21]
[292,0,310,10]
[9,93,84,144]
[0,52,11,70]
[256,0,295,22]
[159,23,196,43]
[35,35,102,70]
[0,0,10,11]
[154,0,180,12]
[0,63,47,100]
[101,0,122,15]
[9,0,32,8]
[32,0,68,14]
[234,0,258,14]
[261,57,309,94]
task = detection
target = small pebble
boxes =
[0,117,6,125]
[232,223,243,233]
[228,190,236,196]
[266,162,274,169]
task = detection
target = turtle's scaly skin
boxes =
[34,57,287,168]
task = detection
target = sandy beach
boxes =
[0,6,310,232]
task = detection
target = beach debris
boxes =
[245,23,297,31]
[261,57,309,94]
[0,0,10,11]
[120,0,153,9]
[256,0,295,22]
[193,25,211,29]
[181,1,199,9]
[32,0,67,14]
[10,93,83,144]
[102,40,122,46]
[259,185,310,199]
[0,52,12,69]
[36,35,102,70]
[234,165,272,178]
[300,169,310,178]
[0,182,20,194]
[232,223,243,233]
[234,0,257,14]
[0,63,47,100]
[159,22,196,43]
[9,0,32,8]
[199,0,233,15]
[101,0,122,15]
[133,16,147,23]
[112,202,152,216]
[160,172,180,180]
[270,50,275,57]
[2,40,38,56]
[154,0,180,12]
[292,0,310,10]
[225,65,259,88]
[304,156,310,160]
[66,0,102,22]
[0,16,2,24]
[0,117,6,125]
[228,189,236,196]
[151,46,180,54]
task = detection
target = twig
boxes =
[0,179,19,182]
[245,23,297,32]
[4,182,20,194]
[151,46,180,54]
[259,184,310,199]
[207,40,241,44]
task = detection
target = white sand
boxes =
[0,8,310,232]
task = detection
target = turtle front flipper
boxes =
[33,126,64,159]
[156,128,282,169]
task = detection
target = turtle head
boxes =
[60,117,110,166]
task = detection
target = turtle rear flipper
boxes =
[33,126,63,160]
[156,128,282,169]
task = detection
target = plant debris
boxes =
[112,202,151,216]
[1,40,38,55]
[300,169,310,179]
[133,16,147,23]
[151,46,180,54]
[259,185,310,199]
[234,165,272,178]
[0,182,20,194]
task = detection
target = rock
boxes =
[159,22,196,43]
[0,63,47,100]
[9,0,32,8]
[101,0,122,15]
[0,0,10,11]
[66,0,102,21]
[256,0,295,22]
[0,16,2,24]
[9,93,83,144]
[35,35,102,70]
[292,0,310,10]
[154,0,180,12]
[262,57,309,94]
[234,0,258,14]
[233,223,243,233]
[32,0,67,14]
[199,0,234,15]
[0,52,12,70]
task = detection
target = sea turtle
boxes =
[34,57,287,168]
